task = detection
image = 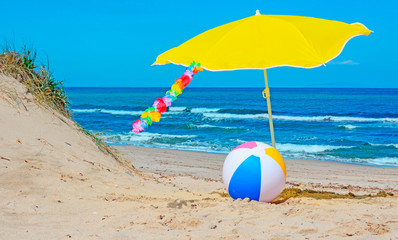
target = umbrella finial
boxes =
[255,10,261,15]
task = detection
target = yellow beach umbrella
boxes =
[153,10,371,148]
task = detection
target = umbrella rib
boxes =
[200,18,250,64]
[268,15,325,64]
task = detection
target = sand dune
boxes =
[1,73,397,239]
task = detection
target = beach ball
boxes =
[222,141,286,202]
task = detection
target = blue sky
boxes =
[1,1,396,88]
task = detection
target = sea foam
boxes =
[276,143,351,153]
[201,112,398,123]
[72,108,142,116]
[338,124,359,130]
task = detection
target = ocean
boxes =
[65,87,398,167]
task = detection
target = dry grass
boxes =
[271,188,394,203]
[211,188,394,203]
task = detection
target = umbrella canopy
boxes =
[153,13,371,70]
[152,11,371,148]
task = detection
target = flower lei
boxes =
[132,61,202,133]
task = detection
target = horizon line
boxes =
[64,86,398,89]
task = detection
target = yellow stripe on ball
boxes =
[265,148,286,181]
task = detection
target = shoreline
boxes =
[114,145,398,195]
[112,143,398,169]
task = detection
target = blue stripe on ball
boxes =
[228,155,261,201]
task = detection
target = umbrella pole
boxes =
[262,70,276,148]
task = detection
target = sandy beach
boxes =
[1,73,398,239]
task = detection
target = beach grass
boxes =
[0,46,70,116]
[0,46,132,168]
